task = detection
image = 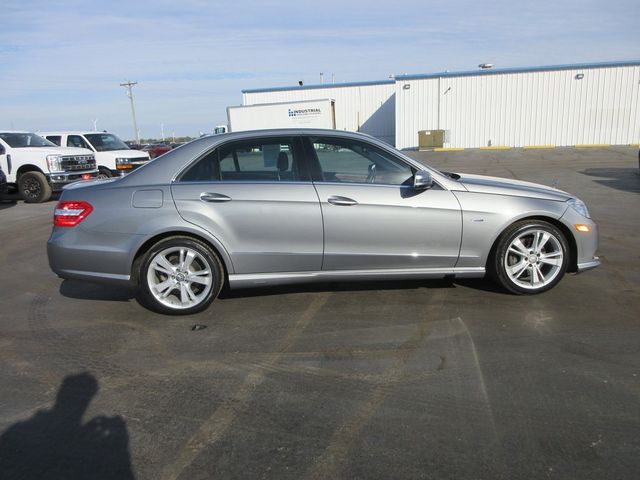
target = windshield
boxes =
[84,133,130,152]
[0,132,56,148]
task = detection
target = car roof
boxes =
[38,131,111,135]
[117,128,418,187]
[219,128,376,138]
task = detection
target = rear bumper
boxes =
[47,227,141,287]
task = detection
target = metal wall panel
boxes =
[395,65,640,149]
[243,83,396,145]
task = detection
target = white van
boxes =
[40,131,150,179]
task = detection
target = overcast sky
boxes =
[1,0,638,140]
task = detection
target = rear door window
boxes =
[180,137,304,182]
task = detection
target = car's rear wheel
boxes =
[138,236,224,315]
[492,220,569,294]
[18,171,52,203]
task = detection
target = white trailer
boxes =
[227,99,336,132]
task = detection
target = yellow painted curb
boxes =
[575,144,610,148]
[524,145,555,149]
[433,147,465,152]
[479,146,512,150]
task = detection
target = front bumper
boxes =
[577,257,601,273]
[560,206,600,274]
[114,159,150,176]
[48,170,99,191]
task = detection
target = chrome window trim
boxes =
[173,180,316,186]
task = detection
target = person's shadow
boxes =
[0,373,135,479]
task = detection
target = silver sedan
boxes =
[48,129,599,314]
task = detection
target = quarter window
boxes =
[310,137,414,185]
[181,138,302,182]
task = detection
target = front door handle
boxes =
[200,192,232,203]
[328,195,358,206]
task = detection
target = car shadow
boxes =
[59,277,504,305]
[60,279,136,302]
[217,278,465,300]
[453,278,505,293]
[580,167,640,193]
[0,372,135,479]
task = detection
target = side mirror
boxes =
[413,170,433,189]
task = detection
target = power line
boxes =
[120,80,140,143]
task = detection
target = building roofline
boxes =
[242,78,395,94]
[241,61,640,95]
[395,60,640,81]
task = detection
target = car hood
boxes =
[94,150,150,159]
[454,173,573,201]
[13,146,93,156]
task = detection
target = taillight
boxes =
[54,201,93,227]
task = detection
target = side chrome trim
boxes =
[228,267,485,289]
[576,257,601,273]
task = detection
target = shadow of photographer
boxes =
[0,372,135,479]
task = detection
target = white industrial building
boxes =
[243,79,396,145]
[241,61,640,149]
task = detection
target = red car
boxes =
[142,143,172,159]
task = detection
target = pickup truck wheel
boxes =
[138,236,224,315]
[97,168,112,180]
[18,171,52,203]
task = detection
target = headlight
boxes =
[567,198,590,218]
[115,158,133,170]
[46,154,64,173]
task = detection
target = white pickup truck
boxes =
[0,131,97,203]
[40,131,150,179]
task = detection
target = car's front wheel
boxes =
[97,168,112,180]
[138,236,224,315]
[492,220,569,294]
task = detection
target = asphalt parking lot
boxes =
[1,146,638,479]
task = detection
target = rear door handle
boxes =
[328,195,358,206]
[200,192,232,203]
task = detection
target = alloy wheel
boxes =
[146,246,213,309]
[504,228,564,290]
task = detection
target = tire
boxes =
[18,171,52,203]
[97,168,113,180]
[491,220,569,295]
[137,236,224,315]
